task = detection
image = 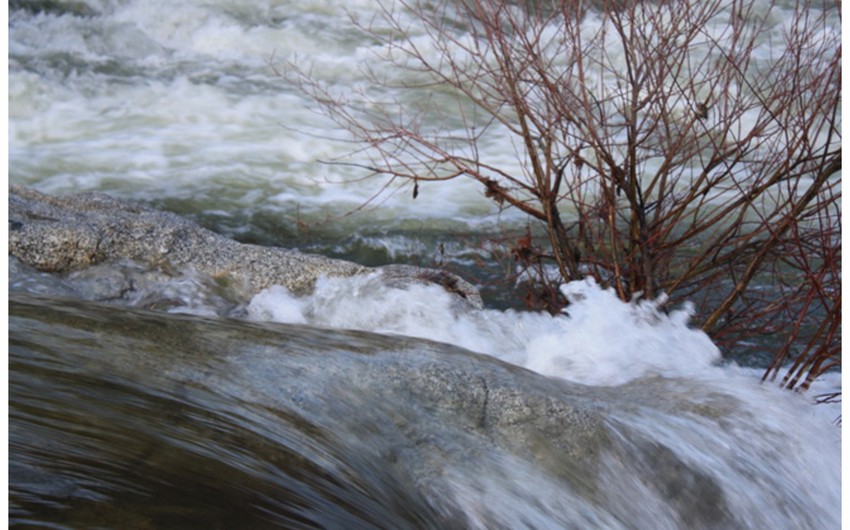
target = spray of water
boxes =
[246,275,721,386]
[243,274,841,529]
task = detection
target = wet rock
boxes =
[10,296,742,529]
[8,186,482,307]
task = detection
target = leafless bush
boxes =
[283,0,840,389]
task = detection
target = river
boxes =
[8,0,841,528]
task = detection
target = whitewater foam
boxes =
[246,275,722,386]
[243,273,840,527]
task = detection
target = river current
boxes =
[7,0,842,528]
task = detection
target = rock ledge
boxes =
[8,186,483,307]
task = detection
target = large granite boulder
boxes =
[8,186,482,307]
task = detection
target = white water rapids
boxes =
[7,0,842,528]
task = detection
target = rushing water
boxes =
[9,291,843,529]
[7,0,842,528]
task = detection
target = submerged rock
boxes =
[8,186,483,307]
[10,295,749,529]
[8,188,840,529]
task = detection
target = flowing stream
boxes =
[8,1,841,528]
[8,290,842,529]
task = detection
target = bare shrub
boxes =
[282,0,840,389]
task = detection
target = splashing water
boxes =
[246,275,722,386]
[243,274,844,528]
[8,0,841,526]
[10,284,841,529]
